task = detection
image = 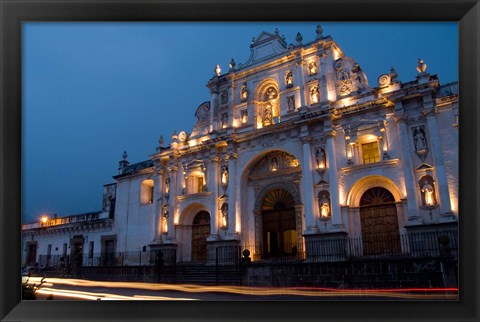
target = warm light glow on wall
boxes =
[256,119,263,129]
[174,211,180,225]
[328,91,335,102]
[232,118,237,128]
[332,49,341,61]
[162,216,168,234]
[235,210,241,234]
[338,188,346,206]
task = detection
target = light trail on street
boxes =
[24,277,459,301]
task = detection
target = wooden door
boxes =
[360,187,400,255]
[26,243,37,266]
[191,211,210,262]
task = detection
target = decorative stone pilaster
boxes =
[326,131,344,231]
[152,169,164,243]
[296,56,307,108]
[394,106,421,223]
[207,156,220,241]
[166,166,178,243]
[323,45,337,101]
[424,109,454,219]
[318,51,329,104]
[301,136,319,234]
[226,153,239,240]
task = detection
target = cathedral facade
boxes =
[22,27,458,267]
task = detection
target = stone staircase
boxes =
[160,263,242,285]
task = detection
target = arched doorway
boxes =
[360,187,401,255]
[262,189,297,258]
[191,211,210,262]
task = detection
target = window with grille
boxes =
[362,142,380,164]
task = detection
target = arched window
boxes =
[140,179,154,204]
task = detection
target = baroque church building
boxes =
[22,26,458,268]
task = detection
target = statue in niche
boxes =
[287,95,295,112]
[263,103,273,126]
[241,109,248,124]
[315,148,326,169]
[310,86,320,104]
[221,113,228,128]
[285,71,293,87]
[221,165,229,185]
[221,90,228,104]
[413,127,428,151]
[240,83,248,100]
[221,203,228,228]
[266,87,278,100]
[162,208,169,233]
[164,177,170,194]
[270,157,279,171]
[319,194,330,218]
[421,182,435,206]
[309,62,318,75]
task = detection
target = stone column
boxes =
[425,110,453,215]
[326,132,344,230]
[226,153,238,239]
[296,57,307,108]
[319,51,329,103]
[395,107,421,223]
[207,156,220,241]
[152,169,164,243]
[178,164,186,195]
[324,47,337,102]
[166,166,178,243]
[301,136,319,234]
[210,89,219,132]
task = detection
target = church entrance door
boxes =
[26,242,37,266]
[262,189,297,258]
[359,187,401,255]
[191,211,210,262]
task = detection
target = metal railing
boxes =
[240,231,458,263]
[29,231,458,269]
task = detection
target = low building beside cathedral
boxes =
[22,26,458,270]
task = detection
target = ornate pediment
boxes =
[240,30,288,68]
[249,151,300,179]
[415,162,434,171]
[343,119,384,141]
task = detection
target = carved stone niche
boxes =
[411,125,429,161]
[248,151,301,180]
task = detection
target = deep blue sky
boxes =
[22,22,458,223]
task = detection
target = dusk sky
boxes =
[22,22,458,223]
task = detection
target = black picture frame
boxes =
[1,0,478,321]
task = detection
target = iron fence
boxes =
[30,231,458,269]
[239,230,458,263]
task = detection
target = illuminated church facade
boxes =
[22,26,459,267]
